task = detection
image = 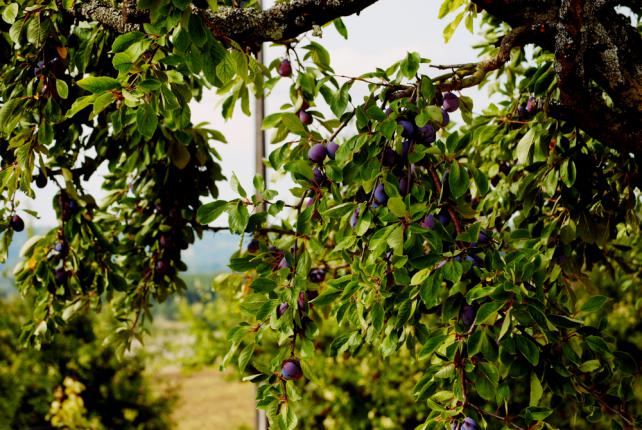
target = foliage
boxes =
[0,297,176,429]
[1,0,641,429]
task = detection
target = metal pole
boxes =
[255,2,268,427]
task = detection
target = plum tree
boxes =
[1,1,642,429]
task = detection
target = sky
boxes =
[21,0,489,227]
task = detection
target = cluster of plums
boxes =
[518,95,539,119]
[307,141,339,187]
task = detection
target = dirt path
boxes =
[159,368,255,430]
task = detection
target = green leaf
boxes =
[228,201,249,234]
[578,359,601,373]
[65,95,98,119]
[475,301,503,325]
[55,80,69,99]
[400,52,420,79]
[516,128,535,164]
[448,161,469,199]
[387,196,406,218]
[2,4,19,24]
[188,13,208,47]
[517,335,540,366]
[580,295,608,313]
[420,76,435,101]
[112,32,145,52]
[136,105,158,140]
[77,76,121,93]
[168,142,191,169]
[333,18,348,39]
[530,372,543,406]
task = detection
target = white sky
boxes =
[21,0,488,227]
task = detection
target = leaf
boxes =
[400,51,420,79]
[2,4,19,24]
[475,301,503,325]
[580,295,608,313]
[188,13,208,47]
[168,142,191,169]
[387,196,406,218]
[418,333,449,359]
[448,161,469,199]
[228,201,249,234]
[516,128,535,164]
[517,335,540,366]
[578,359,601,373]
[530,372,543,406]
[77,76,121,93]
[136,105,158,140]
[65,95,97,118]
[112,32,145,52]
[333,18,348,39]
[55,80,69,99]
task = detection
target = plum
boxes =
[401,140,412,160]
[156,260,169,275]
[54,241,68,255]
[441,109,450,126]
[421,214,437,229]
[462,417,479,430]
[311,168,326,186]
[462,304,476,326]
[399,176,410,196]
[326,141,339,159]
[418,124,436,145]
[35,170,48,188]
[299,110,313,125]
[442,92,460,112]
[278,59,292,77]
[278,257,289,270]
[308,143,326,163]
[374,184,388,205]
[277,302,289,317]
[350,207,360,229]
[9,215,24,232]
[397,119,415,139]
[382,148,398,167]
[517,104,529,119]
[526,96,538,113]
[308,268,326,283]
[478,230,490,244]
[281,359,303,380]
[247,238,260,254]
[54,267,68,283]
[384,107,393,117]
[438,210,450,225]
[297,291,307,310]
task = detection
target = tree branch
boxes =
[74,0,380,49]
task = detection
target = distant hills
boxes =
[0,227,241,293]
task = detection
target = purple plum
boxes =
[397,119,415,139]
[350,207,360,228]
[442,92,460,112]
[308,143,326,163]
[418,124,436,145]
[382,147,398,167]
[399,176,410,196]
[462,417,479,430]
[526,96,538,113]
[247,238,260,253]
[311,167,326,186]
[9,215,24,232]
[326,141,339,159]
[308,268,326,283]
[54,268,68,283]
[421,214,437,229]
[401,140,412,160]
[281,359,303,380]
[35,170,48,188]
[441,109,450,126]
[278,59,292,77]
[299,110,313,125]
[277,302,289,317]
[278,257,289,270]
[374,183,388,205]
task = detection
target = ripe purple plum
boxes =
[399,176,409,196]
[350,207,360,229]
[382,148,398,167]
[308,143,326,163]
[247,238,260,254]
[278,59,292,77]
[478,230,490,244]
[278,257,289,270]
[54,241,68,255]
[526,96,538,113]
[9,215,24,232]
[462,417,479,430]
[277,302,289,317]
[299,110,313,125]
[401,140,412,160]
[374,184,388,205]
[421,214,437,229]
[35,170,48,188]
[156,260,169,275]
[326,141,339,159]
[54,267,68,283]
[442,92,460,112]
[438,210,450,225]
[418,124,436,145]
[281,359,303,380]
[441,109,450,126]
[462,304,476,326]
[311,168,326,186]
[397,119,415,139]
[308,268,326,283]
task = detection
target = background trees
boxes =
[1,0,641,429]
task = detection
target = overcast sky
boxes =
[22,0,488,227]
